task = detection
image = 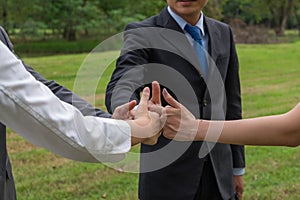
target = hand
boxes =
[160,88,199,141]
[233,175,244,200]
[112,100,136,120]
[113,81,161,120]
[141,81,162,145]
[129,87,162,146]
[141,111,162,145]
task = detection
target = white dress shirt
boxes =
[167,7,245,176]
[167,6,208,50]
[0,41,131,163]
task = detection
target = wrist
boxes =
[127,120,150,145]
[131,136,144,146]
[127,120,141,137]
[195,119,208,141]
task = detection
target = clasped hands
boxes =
[112,81,200,146]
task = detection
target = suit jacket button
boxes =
[203,100,208,107]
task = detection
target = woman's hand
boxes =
[160,89,199,141]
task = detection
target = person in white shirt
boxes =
[0,41,162,163]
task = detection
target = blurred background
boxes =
[1,0,300,56]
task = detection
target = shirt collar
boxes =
[167,6,205,36]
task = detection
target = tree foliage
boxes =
[0,0,299,41]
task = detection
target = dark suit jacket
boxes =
[0,26,111,200]
[106,8,245,200]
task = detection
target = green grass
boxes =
[238,42,300,118]
[7,41,300,199]
[236,41,300,199]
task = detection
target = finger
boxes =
[149,104,163,115]
[128,100,137,111]
[138,87,150,113]
[118,100,136,115]
[162,88,181,109]
[164,105,180,118]
[162,130,174,140]
[149,111,164,131]
[151,81,161,105]
[112,102,131,119]
[160,111,167,129]
[129,110,136,118]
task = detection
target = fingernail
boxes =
[144,87,150,93]
[163,88,168,95]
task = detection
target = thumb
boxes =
[162,88,181,109]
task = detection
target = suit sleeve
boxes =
[105,24,150,113]
[0,26,111,118]
[225,27,245,169]
[23,63,111,118]
[0,27,13,51]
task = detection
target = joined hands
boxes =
[111,81,201,146]
[112,81,163,146]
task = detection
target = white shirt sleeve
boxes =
[0,41,131,163]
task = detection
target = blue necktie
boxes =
[184,24,208,78]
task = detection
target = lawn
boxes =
[6,41,300,199]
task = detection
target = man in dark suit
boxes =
[105,0,245,199]
[0,26,111,200]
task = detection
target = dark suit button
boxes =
[203,100,208,107]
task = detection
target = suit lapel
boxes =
[155,8,204,77]
[204,16,220,62]
[157,12,221,63]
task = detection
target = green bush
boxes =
[14,40,102,57]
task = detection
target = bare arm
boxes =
[159,88,300,147]
[199,104,300,147]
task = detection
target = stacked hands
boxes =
[112,81,199,146]
[112,80,300,147]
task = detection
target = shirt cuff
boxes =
[233,168,245,176]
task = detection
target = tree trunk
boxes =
[2,0,8,28]
[276,13,288,36]
[270,0,295,37]
[68,29,76,41]
[63,26,76,41]
[82,0,87,7]
[294,3,300,36]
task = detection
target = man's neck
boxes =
[181,12,202,26]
